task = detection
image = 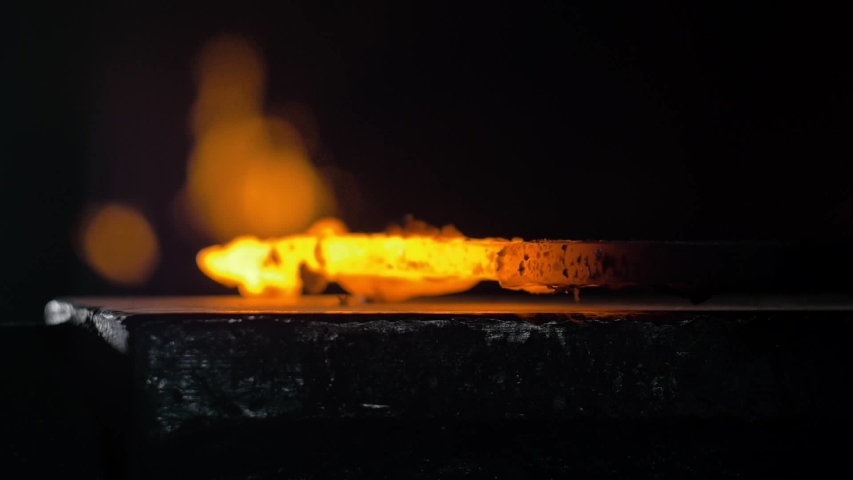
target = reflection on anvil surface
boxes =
[48,293,853,318]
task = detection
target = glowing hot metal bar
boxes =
[197,219,508,301]
[198,218,850,302]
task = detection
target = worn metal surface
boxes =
[132,310,851,440]
[46,296,853,431]
[46,292,853,316]
[45,295,853,479]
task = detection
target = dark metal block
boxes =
[46,295,853,479]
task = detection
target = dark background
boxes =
[4,1,852,316]
[3,3,853,477]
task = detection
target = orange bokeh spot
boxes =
[184,35,335,243]
[187,116,333,242]
[239,158,320,237]
[81,204,160,285]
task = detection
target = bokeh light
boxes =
[80,203,160,285]
[184,34,335,243]
[190,35,266,138]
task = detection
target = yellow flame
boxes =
[81,203,160,285]
[184,35,334,243]
[197,218,510,301]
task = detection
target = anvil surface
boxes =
[45,294,853,479]
[47,291,853,315]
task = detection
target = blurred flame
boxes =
[189,36,515,301]
[198,218,509,302]
[81,203,160,285]
[185,35,334,243]
[191,35,265,137]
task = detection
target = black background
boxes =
[3,2,853,477]
[4,1,852,314]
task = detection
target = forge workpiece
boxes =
[198,232,853,303]
[46,294,853,479]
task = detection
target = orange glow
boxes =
[197,219,510,301]
[184,35,334,243]
[190,35,266,137]
[81,204,160,285]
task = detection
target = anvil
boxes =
[45,293,853,479]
